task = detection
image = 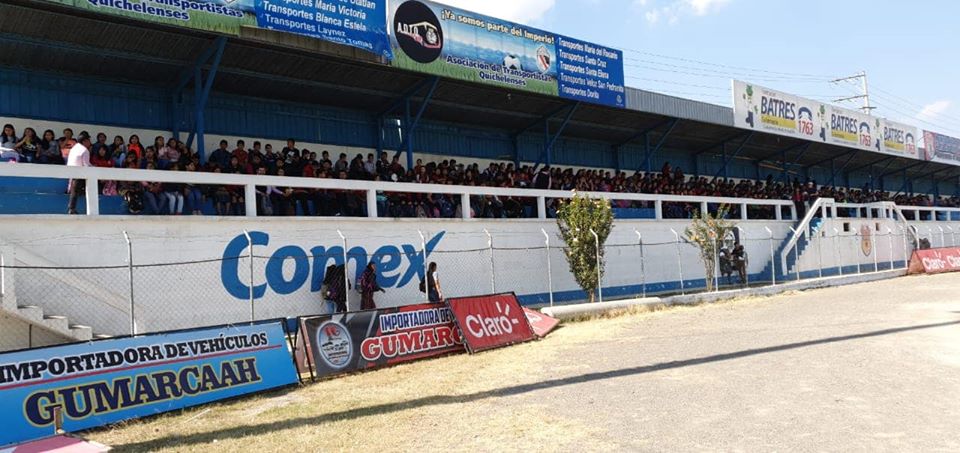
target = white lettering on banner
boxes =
[465,301,520,338]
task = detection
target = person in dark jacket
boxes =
[358,262,384,310]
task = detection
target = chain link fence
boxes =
[0,220,931,352]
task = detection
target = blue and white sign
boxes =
[0,323,297,447]
[556,35,625,108]
[255,0,393,59]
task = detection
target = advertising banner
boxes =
[447,293,535,353]
[733,80,920,159]
[254,0,392,59]
[522,308,559,338]
[301,303,464,377]
[732,80,829,144]
[388,0,625,108]
[0,322,298,447]
[908,247,960,275]
[878,119,918,158]
[923,130,960,164]
[42,1,389,57]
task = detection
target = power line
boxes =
[624,58,830,82]
[620,47,838,79]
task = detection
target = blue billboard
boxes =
[0,323,298,447]
[255,0,393,59]
[388,0,625,108]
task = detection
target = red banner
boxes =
[908,247,960,274]
[447,293,535,353]
[523,308,560,338]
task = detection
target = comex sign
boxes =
[221,231,446,299]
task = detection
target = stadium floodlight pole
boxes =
[832,228,843,277]
[886,227,894,271]
[634,230,646,298]
[418,230,428,304]
[337,230,349,312]
[483,228,495,293]
[542,228,554,307]
[243,230,255,323]
[765,226,775,286]
[670,228,684,295]
[590,229,602,303]
[123,231,136,336]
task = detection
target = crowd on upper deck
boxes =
[1,123,957,217]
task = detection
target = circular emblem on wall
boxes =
[394,1,444,64]
[317,320,353,369]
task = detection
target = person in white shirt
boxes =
[66,134,93,214]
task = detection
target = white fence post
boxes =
[85,176,100,216]
[788,226,800,281]
[833,228,843,277]
[418,230,428,303]
[765,226,775,286]
[483,228,495,293]
[872,228,879,273]
[711,233,719,292]
[635,230,646,298]
[886,227,894,271]
[244,184,257,217]
[542,228,554,307]
[590,229,602,303]
[337,230,349,312]
[816,228,824,279]
[670,228,684,295]
[242,230,255,323]
[123,231,136,335]
[367,190,378,218]
[900,225,909,269]
[937,225,945,248]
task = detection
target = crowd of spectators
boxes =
[1,123,958,218]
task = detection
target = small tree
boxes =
[556,193,614,302]
[685,205,735,292]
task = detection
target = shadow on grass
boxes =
[111,319,960,452]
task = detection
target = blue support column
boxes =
[513,136,521,168]
[392,76,439,169]
[403,98,412,169]
[533,102,580,170]
[642,119,679,174]
[179,36,226,162]
[644,133,652,173]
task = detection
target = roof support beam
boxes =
[396,76,440,169]
[184,36,226,162]
[713,132,754,179]
[613,119,676,148]
[514,103,578,137]
[881,160,928,178]
[643,119,680,173]
[804,149,858,170]
[533,102,580,171]
[827,150,858,187]
[692,132,749,157]
[845,155,895,175]
[753,141,809,163]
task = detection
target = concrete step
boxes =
[69,324,94,341]
[92,334,114,340]
[16,305,44,323]
[42,315,69,332]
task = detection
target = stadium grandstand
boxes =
[2,1,960,449]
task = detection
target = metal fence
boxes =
[0,222,931,351]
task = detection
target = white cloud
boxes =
[634,0,732,25]
[432,0,556,24]
[684,0,731,16]
[918,100,951,123]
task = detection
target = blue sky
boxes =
[436,0,960,139]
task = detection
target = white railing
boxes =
[0,164,797,221]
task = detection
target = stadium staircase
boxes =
[1,239,116,345]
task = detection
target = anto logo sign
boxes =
[220,231,446,300]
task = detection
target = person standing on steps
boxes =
[66,133,92,215]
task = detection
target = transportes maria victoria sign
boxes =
[447,293,536,353]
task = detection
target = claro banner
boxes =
[908,247,960,275]
[301,303,464,377]
[732,80,918,159]
[447,293,535,353]
[0,322,298,447]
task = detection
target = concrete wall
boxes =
[0,215,793,337]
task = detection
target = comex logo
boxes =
[465,300,521,338]
[394,1,443,63]
[317,320,353,369]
